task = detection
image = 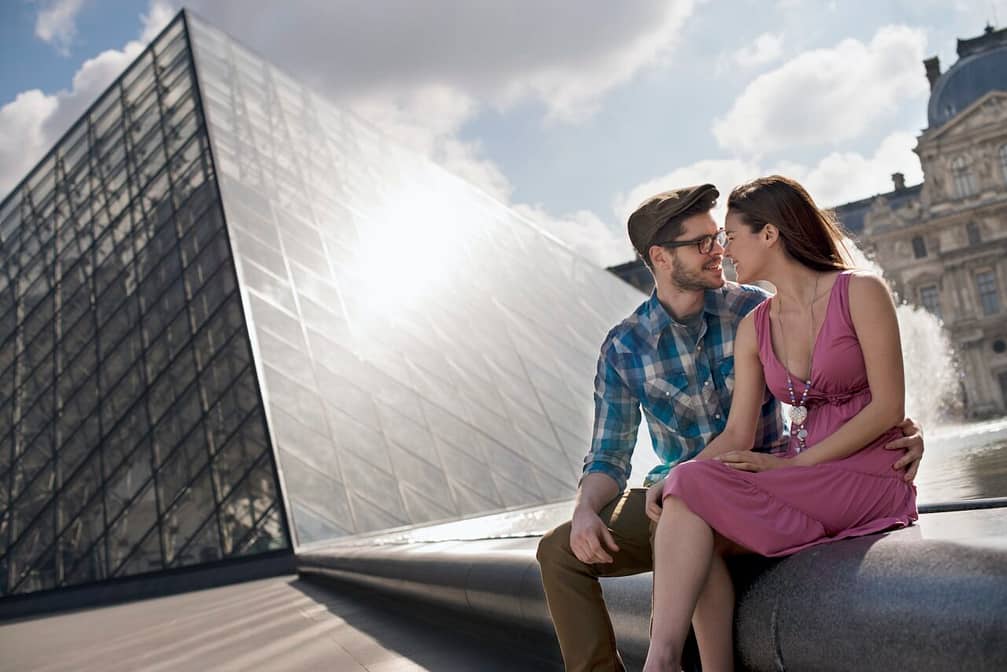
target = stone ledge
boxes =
[298,518,1007,671]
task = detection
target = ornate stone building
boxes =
[843,25,1007,417]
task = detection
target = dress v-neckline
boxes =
[767,271,844,385]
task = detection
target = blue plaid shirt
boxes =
[583,282,786,490]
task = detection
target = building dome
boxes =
[927,25,1007,129]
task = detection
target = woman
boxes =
[642,176,917,672]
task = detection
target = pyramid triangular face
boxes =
[185,15,644,545]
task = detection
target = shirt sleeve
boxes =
[581,340,641,491]
[754,396,788,454]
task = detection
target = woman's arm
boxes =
[791,273,905,467]
[694,312,765,460]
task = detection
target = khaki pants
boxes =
[536,488,654,672]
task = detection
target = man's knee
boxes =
[537,522,573,567]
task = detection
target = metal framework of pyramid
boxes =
[0,10,644,598]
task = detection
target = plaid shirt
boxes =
[583,282,787,490]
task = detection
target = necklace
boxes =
[777,273,820,452]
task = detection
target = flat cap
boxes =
[627,183,719,257]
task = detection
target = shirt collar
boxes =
[640,287,728,348]
[702,286,728,318]
[639,292,671,348]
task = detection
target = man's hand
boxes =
[717,450,787,472]
[645,479,666,523]
[570,506,620,565]
[885,417,924,483]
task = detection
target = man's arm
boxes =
[885,417,924,482]
[570,474,622,564]
[572,341,640,564]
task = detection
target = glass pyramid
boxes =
[0,10,645,598]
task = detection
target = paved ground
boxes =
[0,575,562,672]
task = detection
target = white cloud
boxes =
[0,91,61,191]
[35,0,86,55]
[732,33,784,68]
[351,85,512,201]
[0,3,200,196]
[514,204,634,268]
[0,41,145,194]
[614,158,763,227]
[497,1,695,122]
[713,26,928,155]
[140,0,175,42]
[159,0,694,123]
[783,131,924,207]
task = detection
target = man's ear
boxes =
[649,244,670,270]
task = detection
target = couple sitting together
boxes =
[537,175,924,672]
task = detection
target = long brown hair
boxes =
[727,175,851,272]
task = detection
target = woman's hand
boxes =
[716,450,787,472]
[645,478,666,523]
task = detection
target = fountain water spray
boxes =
[843,239,961,427]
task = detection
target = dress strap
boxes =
[833,270,859,331]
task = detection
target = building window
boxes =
[994,339,1007,354]
[1000,145,1007,184]
[951,156,977,197]
[976,270,1001,315]
[966,221,982,246]
[912,235,927,259]
[919,285,941,320]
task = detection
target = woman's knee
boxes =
[661,494,691,516]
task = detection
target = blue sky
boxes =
[1,0,1005,266]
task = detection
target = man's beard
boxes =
[671,258,723,292]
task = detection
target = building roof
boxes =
[833,184,923,235]
[928,25,1007,129]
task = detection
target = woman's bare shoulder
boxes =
[847,270,892,301]
[735,310,759,352]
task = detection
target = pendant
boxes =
[789,405,808,426]
[797,428,808,440]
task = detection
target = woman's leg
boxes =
[643,496,715,672]
[691,535,736,672]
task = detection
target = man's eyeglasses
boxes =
[654,229,726,255]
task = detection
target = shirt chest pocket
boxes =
[717,356,736,397]
[642,372,694,430]
[710,356,737,418]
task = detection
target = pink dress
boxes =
[662,271,917,557]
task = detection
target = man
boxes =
[536,184,924,672]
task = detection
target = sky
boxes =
[1,0,1005,268]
